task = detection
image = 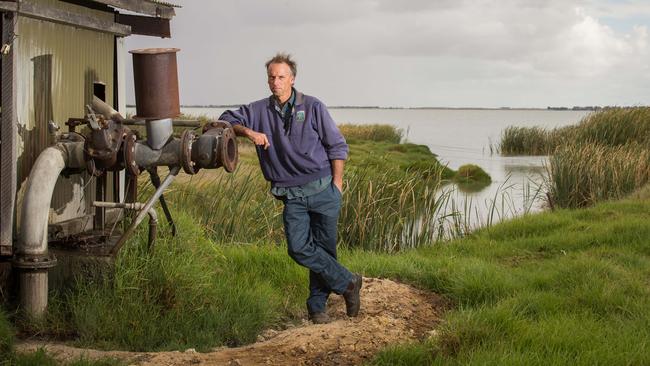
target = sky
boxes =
[124,0,650,108]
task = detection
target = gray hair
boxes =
[265,53,297,77]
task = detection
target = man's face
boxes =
[267,62,295,102]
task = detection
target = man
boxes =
[219,53,362,324]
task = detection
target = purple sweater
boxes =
[219,91,349,187]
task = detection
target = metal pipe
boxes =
[103,118,202,128]
[93,201,158,251]
[146,167,176,236]
[146,118,173,150]
[92,95,200,128]
[18,142,85,256]
[91,95,123,121]
[134,138,181,167]
[14,141,85,317]
[110,166,180,255]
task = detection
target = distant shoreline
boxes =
[126,105,621,111]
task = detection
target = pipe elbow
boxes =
[18,142,85,258]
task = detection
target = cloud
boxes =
[125,0,650,107]
[324,1,649,78]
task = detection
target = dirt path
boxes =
[17,277,447,365]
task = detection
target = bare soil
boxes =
[16,277,447,365]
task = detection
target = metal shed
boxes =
[0,0,178,304]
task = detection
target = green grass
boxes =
[364,195,650,365]
[0,310,13,364]
[12,123,617,363]
[8,183,650,364]
[40,211,306,352]
[21,188,649,363]
[339,123,403,144]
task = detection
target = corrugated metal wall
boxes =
[14,0,117,234]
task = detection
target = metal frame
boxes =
[1,11,17,256]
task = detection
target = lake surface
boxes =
[170,107,590,228]
[327,108,590,227]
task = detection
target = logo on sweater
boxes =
[296,110,305,123]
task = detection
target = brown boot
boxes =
[308,312,331,324]
[343,274,363,317]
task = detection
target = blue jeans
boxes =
[282,183,353,314]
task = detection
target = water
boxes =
[166,106,589,228]
[327,108,590,226]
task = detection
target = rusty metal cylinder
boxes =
[130,48,181,119]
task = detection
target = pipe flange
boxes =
[123,133,140,176]
[202,120,232,134]
[12,254,58,270]
[180,129,197,175]
[219,127,238,173]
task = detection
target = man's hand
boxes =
[331,159,345,194]
[248,130,270,150]
[333,177,343,193]
[233,125,270,150]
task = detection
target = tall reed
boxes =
[547,143,650,208]
[163,167,285,245]
[498,108,650,208]
[498,107,650,156]
[572,108,650,146]
[498,125,573,155]
[338,165,450,252]
[157,122,459,251]
[165,164,459,252]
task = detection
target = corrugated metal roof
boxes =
[145,0,182,8]
[89,1,178,19]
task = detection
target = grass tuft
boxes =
[338,123,403,143]
[453,164,492,188]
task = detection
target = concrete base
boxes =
[48,230,119,292]
[48,247,115,293]
[2,233,119,313]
